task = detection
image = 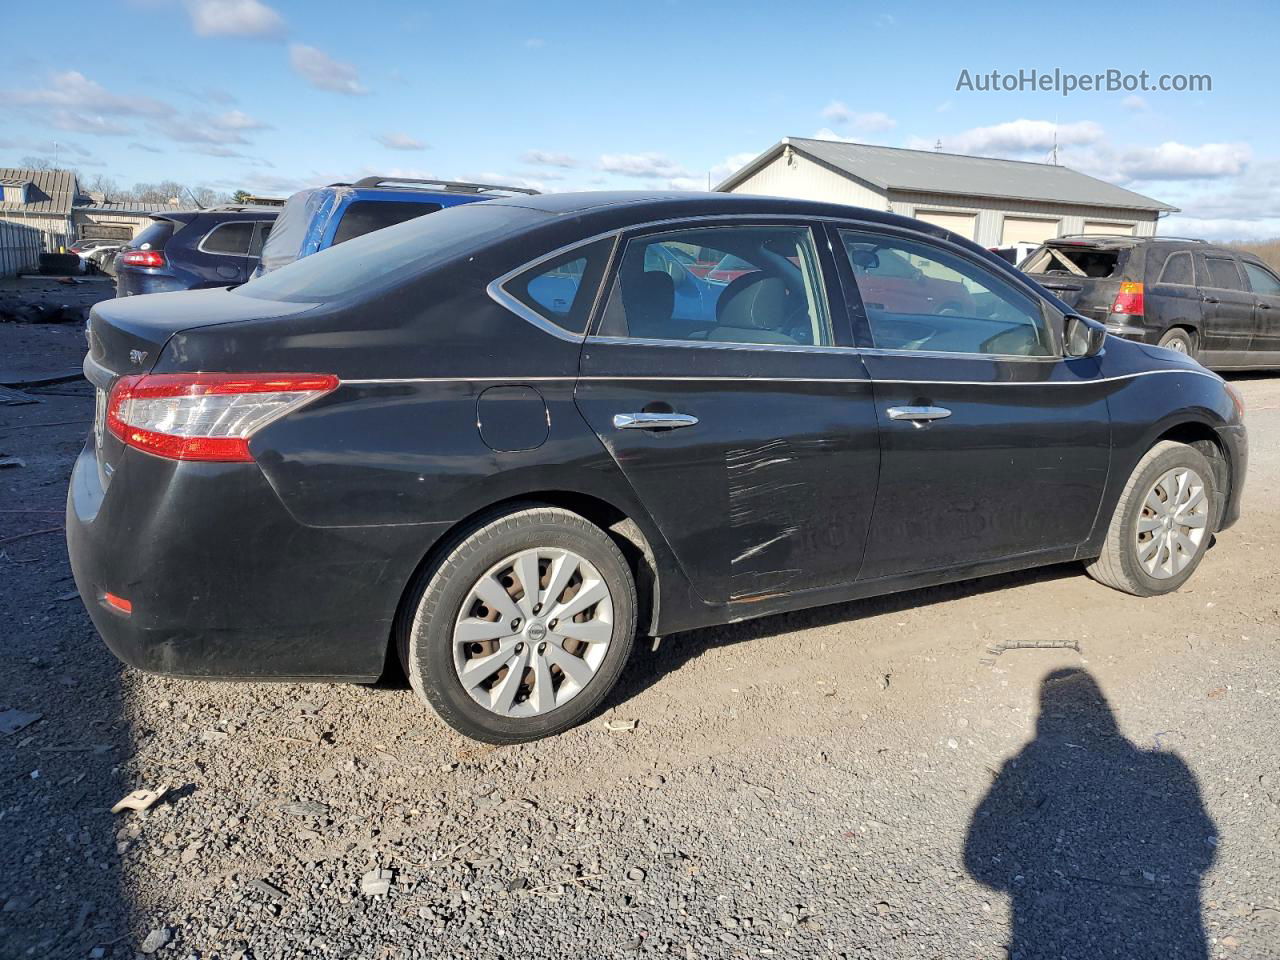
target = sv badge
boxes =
[129,349,148,365]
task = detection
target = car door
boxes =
[193,220,256,286]
[574,220,881,604]
[1195,253,1255,366]
[1241,260,1280,365]
[829,223,1112,582]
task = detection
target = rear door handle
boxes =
[886,405,952,427]
[613,412,699,430]
[1202,295,1221,304]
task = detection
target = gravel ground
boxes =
[1,320,1277,960]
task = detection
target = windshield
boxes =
[233,201,544,303]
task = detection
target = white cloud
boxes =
[129,142,165,154]
[186,0,286,38]
[49,110,134,136]
[525,38,545,48]
[6,71,173,117]
[213,109,270,131]
[1121,95,1148,112]
[151,114,249,145]
[289,44,369,95]
[1117,141,1250,181]
[523,150,577,168]
[813,127,859,144]
[376,132,427,151]
[820,101,896,131]
[1159,216,1280,243]
[599,153,690,179]
[914,118,1105,156]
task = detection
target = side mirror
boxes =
[1063,313,1107,359]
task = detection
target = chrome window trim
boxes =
[486,231,623,344]
[339,368,1224,387]
[584,335,860,355]
[196,220,258,257]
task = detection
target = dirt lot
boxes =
[1,319,1277,960]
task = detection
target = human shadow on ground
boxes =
[964,668,1217,960]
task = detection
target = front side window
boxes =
[596,225,832,346]
[1243,261,1280,295]
[201,221,254,256]
[1203,257,1244,291]
[839,229,1053,357]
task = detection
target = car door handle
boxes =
[1259,302,1273,310]
[886,405,952,427]
[1202,295,1221,304]
[612,412,699,430]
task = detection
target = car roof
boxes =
[156,208,278,225]
[481,190,931,230]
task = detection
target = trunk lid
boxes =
[83,288,318,484]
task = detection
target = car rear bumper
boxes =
[66,437,449,681]
[115,269,187,297]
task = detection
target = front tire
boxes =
[1085,441,1217,596]
[399,506,637,743]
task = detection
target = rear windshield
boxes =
[130,219,176,251]
[1022,244,1123,279]
[234,201,543,303]
[331,199,443,245]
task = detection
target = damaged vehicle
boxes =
[68,193,1248,742]
[1021,235,1280,369]
[254,177,539,276]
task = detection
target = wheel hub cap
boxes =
[1134,466,1209,580]
[452,547,614,718]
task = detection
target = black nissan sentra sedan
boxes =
[68,192,1248,742]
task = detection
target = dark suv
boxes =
[1021,236,1280,370]
[115,207,277,297]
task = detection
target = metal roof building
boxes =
[716,138,1177,247]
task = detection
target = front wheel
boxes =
[399,506,637,743]
[1085,441,1216,596]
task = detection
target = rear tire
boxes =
[1085,441,1217,596]
[399,506,636,743]
[1158,327,1197,358]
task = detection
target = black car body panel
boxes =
[68,193,1248,682]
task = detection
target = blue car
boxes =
[256,177,538,275]
[115,207,278,297]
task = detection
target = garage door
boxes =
[1001,216,1059,246]
[914,210,976,240]
[1082,220,1135,236]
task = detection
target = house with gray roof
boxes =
[716,138,1176,248]
[0,167,194,275]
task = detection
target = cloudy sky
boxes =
[1,0,1275,240]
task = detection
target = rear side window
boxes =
[130,219,174,251]
[1204,256,1244,291]
[1022,244,1121,278]
[1242,262,1280,295]
[504,238,614,335]
[1159,251,1195,285]
[597,225,832,347]
[331,200,443,246]
[201,221,255,256]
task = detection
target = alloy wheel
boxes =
[1134,466,1209,579]
[452,548,614,717]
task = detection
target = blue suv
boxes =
[255,177,538,275]
[114,207,278,297]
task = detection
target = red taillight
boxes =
[119,250,166,268]
[106,372,339,462]
[1111,281,1145,316]
[103,592,132,615]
